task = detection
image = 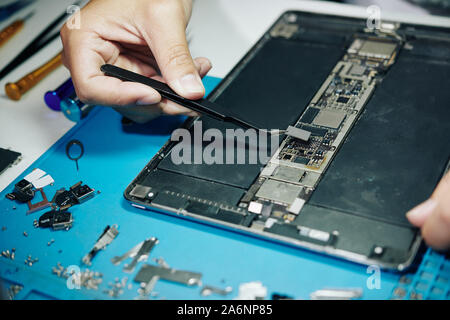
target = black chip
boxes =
[300,107,320,124]
[294,156,310,165]
[298,124,328,137]
[336,96,350,104]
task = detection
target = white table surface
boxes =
[0,0,449,192]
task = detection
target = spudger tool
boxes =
[100,64,262,131]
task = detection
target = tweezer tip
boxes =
[261,129,286,135]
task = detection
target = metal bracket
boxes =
[134,264,202,287]
[111,237,159,273]
[310,288,363,300]
[27,189,51,214]
[201,285,233,297]
[82,225,119,266]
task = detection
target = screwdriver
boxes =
[0,11,34,48]
[0,1,81,81]
[44,78,75,111]
[5,51,63,101]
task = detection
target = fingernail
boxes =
[137,95,158,106]
[195,59,212,73]
[203,61,213,75]
[200,59,212,71]
[172,74,204,95]
[406,198,437,222]
[160,100,194,115]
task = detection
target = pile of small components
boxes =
[24,255,39,267]
[1,168,280,300]
[5,168,96,232]
[103,277,132,298]
[6,285,23,300]
[1,248,15,260]
[52,263,103,291]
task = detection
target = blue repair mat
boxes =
[0,76,444,300]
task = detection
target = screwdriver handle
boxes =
[5,51,63,101]
[0,20,25,48]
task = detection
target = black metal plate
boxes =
[309,50,450,226]
[0,147,21,175]
[214,38,343,130]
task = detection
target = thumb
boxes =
[407,172,450,250]
[421,201,450,250]
[406,199,437,227]
[141,2,205,99]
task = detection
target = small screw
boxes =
[399,276,412,284]
[24,255,38,266]
[393,287,406,298]
[374,246,383,255]
[410,291,423,300]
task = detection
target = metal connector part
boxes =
[111,237,159,273]
[134,264,202,287]
[82,225,119,266]
[310,288,363,300]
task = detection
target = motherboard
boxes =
[239,32,403,238]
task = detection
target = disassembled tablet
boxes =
[0,147,21,176]
[124,11,450,270]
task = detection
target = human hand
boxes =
[60,0,212,123]
[407,171,450,250]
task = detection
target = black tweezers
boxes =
[101,64,261,131]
